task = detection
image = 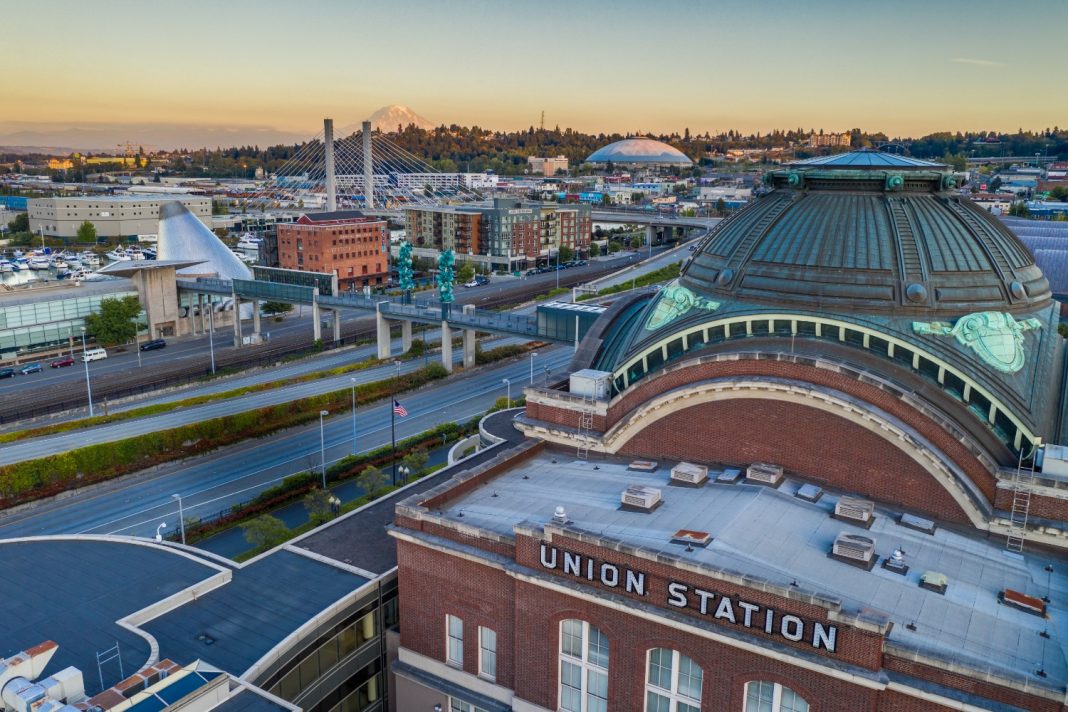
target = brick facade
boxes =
[526,356,1006,525]
[395,537,1065,711]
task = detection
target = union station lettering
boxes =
[539,543,838,653]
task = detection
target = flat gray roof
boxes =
[434,452,1068,688]
[0,279,134,307]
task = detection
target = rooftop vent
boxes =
[552,506,568,524]
[628,459,658,472]
[670,462,708,487]
[834,496,876,528]
[999,588,1047,617]
[716,467,743,484]
[898,512,937,535]
[671,529,712,548]
[881,548,909,575]
[620,485,662,512]
[746,462,783,487]
[830,532,878,570]
[920,571,948,595]
[795,484,824,503]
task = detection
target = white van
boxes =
[82,347,108,362]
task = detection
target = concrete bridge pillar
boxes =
[400,320,413,353]
[232,292,242,347]
[312,287,321,343]
[252,299,261,337]
[646,224,655,251]
[440,320,453,373]
[461,304,476,370]
[332,309,341,343]
[376,304,391,360]
[197,294,205,334]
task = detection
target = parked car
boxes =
[0,367,14,379]
[51,356,75,368]
[139,338,167,351]
[474,275,490,286]
[525,268,540,276]
[17,363,42,375]
[463,279,479,288]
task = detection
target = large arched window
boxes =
[645,648,702,711]
[559,619,609,712]
[744,681,809,712]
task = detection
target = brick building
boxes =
[389,151,1068,711]
[277,210,389,290]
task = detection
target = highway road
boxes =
[0,347,571,539]
[0,334,528,465]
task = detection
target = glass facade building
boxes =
[0,288,137,357]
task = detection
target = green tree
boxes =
[7,212,29,233]
[629,235,643,250]
[303,487,335,524]
[589,243,602,257]
[1059,323,1068,339]
[76,220,97,243]
[715,198,727,215]
[558,245,574,263]
[356,465,388,498]
[456,262,476,284]
[400,447,429,481]
[242,514,289,549]
[84,295,141,346]
[261,301,293,315]
[608,240,622,253]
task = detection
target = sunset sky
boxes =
[4,0,1065,147]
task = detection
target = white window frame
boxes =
[449,699,488,712]
[558,619,609,712]
[446,614,463,667]
[644,648,702,711]
[743,680,809,712]
[478,626,497,681]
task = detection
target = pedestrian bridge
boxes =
[176,277,601,372]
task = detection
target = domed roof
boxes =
[679,150,1050,315]
[586,137,692,165]
[157,202,253,281]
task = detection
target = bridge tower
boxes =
[324,118,337,212]
[363,120,374,210]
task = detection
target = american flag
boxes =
[393,399,408,417]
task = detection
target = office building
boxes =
[528,156,569,176]
[277,211,389,290]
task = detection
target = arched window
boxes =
[744,681,809,712]
[559,619,609,712]
[645,648,702,711]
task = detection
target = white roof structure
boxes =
[157,202,252,280]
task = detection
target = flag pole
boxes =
[391,399,397,487]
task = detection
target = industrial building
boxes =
[28,196,211,239]
[276,211,389,291]
[388,150,1068,711]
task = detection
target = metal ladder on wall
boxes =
[576,395,595,460]
[1006,447,1037,553]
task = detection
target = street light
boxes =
[398,464,411,484]
[207,304,216,375]
[529,351,538,385]
[319,410,329,488]
[171,493,186,545]
[155,521,167,542]
[350,378,358,456]
[503,378,511,409]
[80,327,94,417]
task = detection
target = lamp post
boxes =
[171,493,186,545]
[398,464,411,485]
[207,304,216,375]
[503,378,511,409]
[80,327,94,417]
[319,410,329,488]
[155,521,167,542]
[350,377,358,456]
[529,351,538,385]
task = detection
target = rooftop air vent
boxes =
[671,529,712,548]
[920,571,948,595]
[628,460,658,472]
[746,462,783,487]
[795,484,824,503]
[999,588,1046,617]
[552,506,568,525]
[830,532,878,570]
[898,513,937,535]
[620,485,662,512]
[834,496,876,528]
[670,462,708,487]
